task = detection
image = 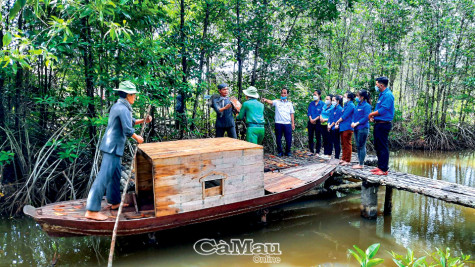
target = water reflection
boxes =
[0,150,473,266]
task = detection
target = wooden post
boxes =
[384,186,393,215]
[360,181,379,219]
[258,209,269,223]
[108,105,151,267]
[383,213,392,235]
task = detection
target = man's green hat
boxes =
[243,86,259,99]
[113,81,139,94]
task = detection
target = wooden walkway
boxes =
[264,151,475,209]
[336,165,475,208]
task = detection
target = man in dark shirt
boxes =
[212,83,237,138]
[307,90,325,155]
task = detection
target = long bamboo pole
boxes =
[108,105,152,267]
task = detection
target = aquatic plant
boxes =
[348,243,384,267]
[349,244,474,267]
[390,247,473,267]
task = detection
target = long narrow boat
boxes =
[24,138,336,237]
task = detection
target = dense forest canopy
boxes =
[0,0,473,214]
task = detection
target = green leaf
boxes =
[9,0,27,20]
[353,245,366,259]
[348,249,363,265]
[440,256,446,267]
[413,256,427,266]
[392,259,405,267]
[11,62,17,74]
[366,258,384,267]
[3,32,13,46]
[110,30,116,40]
[366,243,381,259]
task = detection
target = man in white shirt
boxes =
[262,88,295,156]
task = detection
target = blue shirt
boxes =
[339,102,355,132]
[320,104,334,125]
[99,99,136,157]
[352,100,371,130]
[374,88,395,121]
[329,105,343,130]
[307,100,325,120]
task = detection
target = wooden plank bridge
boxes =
[264,151,475,219]
[336,165,475,208]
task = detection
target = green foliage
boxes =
[58,139,86,163]
[428,248,472,267]
[0,151,15,167]
[9,0,27,21]
[390,248,428,266]
[349,244,474,267]
[348,243,385,267]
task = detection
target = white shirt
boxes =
[272,99,295,124]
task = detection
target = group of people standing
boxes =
[211,76,395,177]
[211,84,295,156]
[306,76,394,175]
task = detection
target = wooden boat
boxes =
[23,138,336,237]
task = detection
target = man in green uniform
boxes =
[237,86,265,144]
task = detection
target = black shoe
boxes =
[285,152,292,157]
[277,152,284,157]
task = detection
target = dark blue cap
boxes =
[217,83,228,90]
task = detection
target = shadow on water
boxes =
[0,150,474,266]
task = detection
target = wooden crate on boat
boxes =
[135,138,264,217]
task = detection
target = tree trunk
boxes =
[14,11,24,130]
[191,1,210,130]
[0,25,6,135]
[236,0,243,99]
[81,15,96,154]
[176,0,187,139]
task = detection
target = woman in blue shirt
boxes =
[351,90,372,169]
[319,94,334,159]
[327,95,343,159]
[335,92,356,165]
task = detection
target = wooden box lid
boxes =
[137,137,262,160]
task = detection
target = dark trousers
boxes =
[216,126,237,138]
[322,125,332,155]
[275,123,292,154]
[330,129,341,159]
[374,122,392,172]
[307,121,322,153]
[86,152,122,212]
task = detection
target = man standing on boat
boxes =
[85,81,152,221]
[212,83,237,138]
[262,88,295,157]
[368,76,394,176]
[236,86,265,144]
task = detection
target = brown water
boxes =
[1,150,474,266]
